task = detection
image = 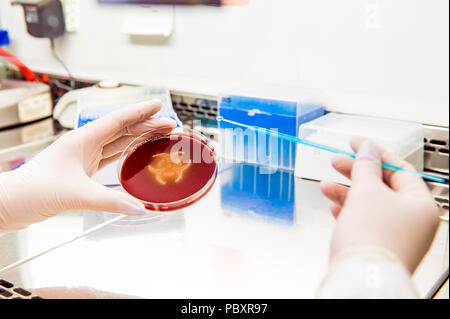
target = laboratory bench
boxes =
[0,117,448,299]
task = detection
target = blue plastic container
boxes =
[0,30,10,46]
[218,91,324,171]
[220,163,296,224]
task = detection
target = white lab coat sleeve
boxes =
[316,246,419,299]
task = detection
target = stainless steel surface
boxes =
[428,182,449,222]
[425,267,449,299]
[0,215,126,276]
[0,169,333,298]
[0,118,66,171]
[0,83,448,298]
[0,167,447,298]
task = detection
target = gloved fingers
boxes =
[351,137,429,194]
[331,154,354,180]
[320,180,350,208]
[101,118,176,159]
[380,150,430,195]
[330,202,342,219]
[349,138,383,185]
[79,180,147,216]
[320,180,348,206]
[126,117,176,135]
[98,131,174,172]
[97,153,121,171]
[80,100,162,145]
[335,137,389,182]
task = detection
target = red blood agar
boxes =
[120,132,217,212]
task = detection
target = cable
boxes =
[0,47,37,82]
[49,78,72,91]
[425,267,449,299]
[49,37,75,90]
[0,214,126,276]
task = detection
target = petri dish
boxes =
[117,127,218,212]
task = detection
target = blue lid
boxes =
[0,30,10,46]
[77,103,182,129]
[218,92,325,171]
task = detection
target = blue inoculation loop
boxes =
[216,116,446,183]
[380,163,445,183]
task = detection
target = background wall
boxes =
[0,0,448,126]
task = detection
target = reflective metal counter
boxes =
[0,120,448,299]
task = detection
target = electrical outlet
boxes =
[61,0,80,33]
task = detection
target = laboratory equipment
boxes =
[53,81,181,129]
[12,0,65,38]
[0,49,36,82]
[221,162,295,224]
[118,127,217,212]
[57,82,182,187]
[218,90,324,170]
[0,79,52,129]
[295,113,428,185]
[216,116,445,183]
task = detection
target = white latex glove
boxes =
[320,137,440,273]
[316,246,419,298]
[0,100,176,233]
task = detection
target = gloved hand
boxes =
[0,100,176,232]
[320,137,440,273]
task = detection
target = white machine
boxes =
[0,79,52,129]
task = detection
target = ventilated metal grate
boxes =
[422,125,449,221]
[423,126,449,176]
[170,94,220,142]
[171,94,218,123]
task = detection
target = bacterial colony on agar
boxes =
[119,130,217,212]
